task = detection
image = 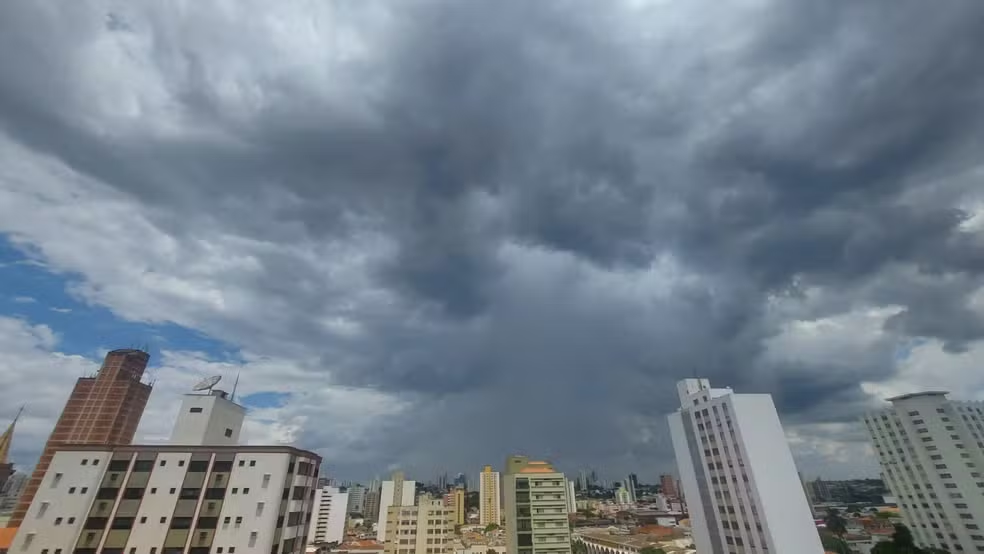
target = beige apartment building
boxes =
[383,495,454,554]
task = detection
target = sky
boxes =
[2,0,984,484]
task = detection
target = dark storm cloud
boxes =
[2,0,984,478]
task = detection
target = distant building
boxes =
[376,471,416,541]
[863,391,984,553]
[10,385,321,554]
[479,465,501,526]
[622,475,638,504]
[383,495,453,554]
[810,477,831,502]
[615,486,632,505]
[310,485,350,545]
[0,409,21,494]
[444,486,465,526]
[347,484,368,515]
[503,455,572,554]
[0,472,26,514]
[454,472,468,490]
[565,480,576,514]
[10,349,153,527]
[658,474,677,499]
[667,378,822,554]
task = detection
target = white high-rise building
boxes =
[376,471,416,541]
[667,378,822,554]
[309,485,350,545]
[862,391,984,553]
[479,465,501,526]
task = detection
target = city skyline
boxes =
[4,0,984,486]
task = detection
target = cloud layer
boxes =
[2,0,984,480]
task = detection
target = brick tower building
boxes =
[8,349,153,526]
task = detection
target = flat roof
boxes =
[886,391,949,402]
[53,443,322,460]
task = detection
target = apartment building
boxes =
[479,466,501,526]
[376,472,416,541]
[863,391,984,553]
[383,496,453,554]
[11,386,321,554]
[502,456,572,554]
[667,378,822,554]
[309,486,350,545]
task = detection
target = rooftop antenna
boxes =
[231,371,241,402]
[13,405,24,423]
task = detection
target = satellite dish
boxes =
[192,375,222,392]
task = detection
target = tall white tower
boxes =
[170,387,246,446]
[667,378,822,554]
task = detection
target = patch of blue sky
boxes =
[0,235,234,366]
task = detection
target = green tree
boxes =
[484,523,500,533]
[824,508,848,538]
[820,531,851,554]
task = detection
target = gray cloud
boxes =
[2,0,984,480]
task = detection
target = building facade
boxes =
[10,349,153,526]
[309,486,350,545]
[443,487,465,526]
[667,378,822,554]
[382,495,453,554]
[347,484,367,516]
[503,456,572,554]
[863,391,984,553]
[622,475,638,504]
[376,472,416,541]
[658,475,677,499]
[11,444,320,554]
[479,465,501,526]
[565,480,576,515]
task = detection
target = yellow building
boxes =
[480,465,501,526]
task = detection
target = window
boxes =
[160,460,167,467]
[68,518,75,524]
[232,488,238,494]
[69,487,76,494]
[133,460,153,471]
[55,517,63,525]
[151,488,157,494]
[81,487,88,494]
[93,459,99,466]
[170,488,176,494]
[81,459,89,466]
[243,488,250,494]
[160,517,167,524]
[109,460,130,471]
[250,460,256,467]
[224,428,233,437]
[190,407,203,413]
[178,460,186,467]
[140,517,147,523]
[52,473,63,486]
[239,460,245,467]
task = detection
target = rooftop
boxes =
[886,391,948,402]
